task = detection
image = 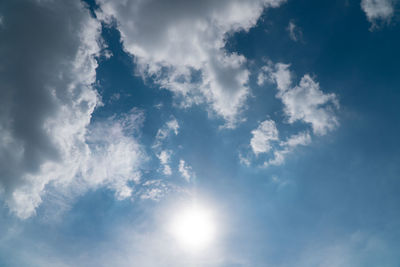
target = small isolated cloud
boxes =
[246,118,311,167]
[259,63,339,135]
[361,0,395,28]
[96,0,286,127]
[250,119,279,155]
[157,150,173,175]
[286,20,303,42]
[154,117,180,148]
[178,159,195,182]
[152,117,180,176]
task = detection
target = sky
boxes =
[0,0,400,266]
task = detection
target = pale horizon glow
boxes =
[170,203,216,251]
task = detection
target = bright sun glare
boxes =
[170,204,216,251]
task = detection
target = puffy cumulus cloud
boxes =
[96,0,286,127]
[361,0,396,27]
[247,63,338,167]
[245,62,338,167]
[250,119,279,155]
[0,1,145,219]
[260,63,339,136]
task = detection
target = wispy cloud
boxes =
[178,159,196,182]
[286,20,303,42]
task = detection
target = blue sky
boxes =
[1,0,400,266]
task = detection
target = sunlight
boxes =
[170,204,216,251]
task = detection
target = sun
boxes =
[170,204,216,251]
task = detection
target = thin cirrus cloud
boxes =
[286,20,303,42]
[178,159,196,182]
[96,0,286,127]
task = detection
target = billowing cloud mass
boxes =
[361,0,395,26]
[0,0,144,218]
[96,0,286,127]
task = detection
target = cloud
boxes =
[264,131,311,166]
[250,119,279,155]
[153,117,180,148]
[0,0,146,219]
[246,118,311,166]
[157,150,173,175]
[138,179,173,201]
[247,63,338,167]
[361,0,395,27]
[178,159,195,182]
[286,20,303,42]
[260,63,339,135]
[152,117,180,176]
[96,0,286,127]
[83,110,146,200]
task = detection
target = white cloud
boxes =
[361,0,395,27]
[264,131,311,166]
[250,119,279,155]
[0,1,147,219]
[139,180,170,201]
[178,160,195,182]
[246,118,311,167]
[154,117,180,148]
[260,63,339,136]
[281,130,312,148]
[252,62,338,167]
[157,150,173,176]
[153,118,180,176]
[96,0,286,127]
[8,110,146,219]
[247,62,338,167]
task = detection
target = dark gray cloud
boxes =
[0,0,108,218]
